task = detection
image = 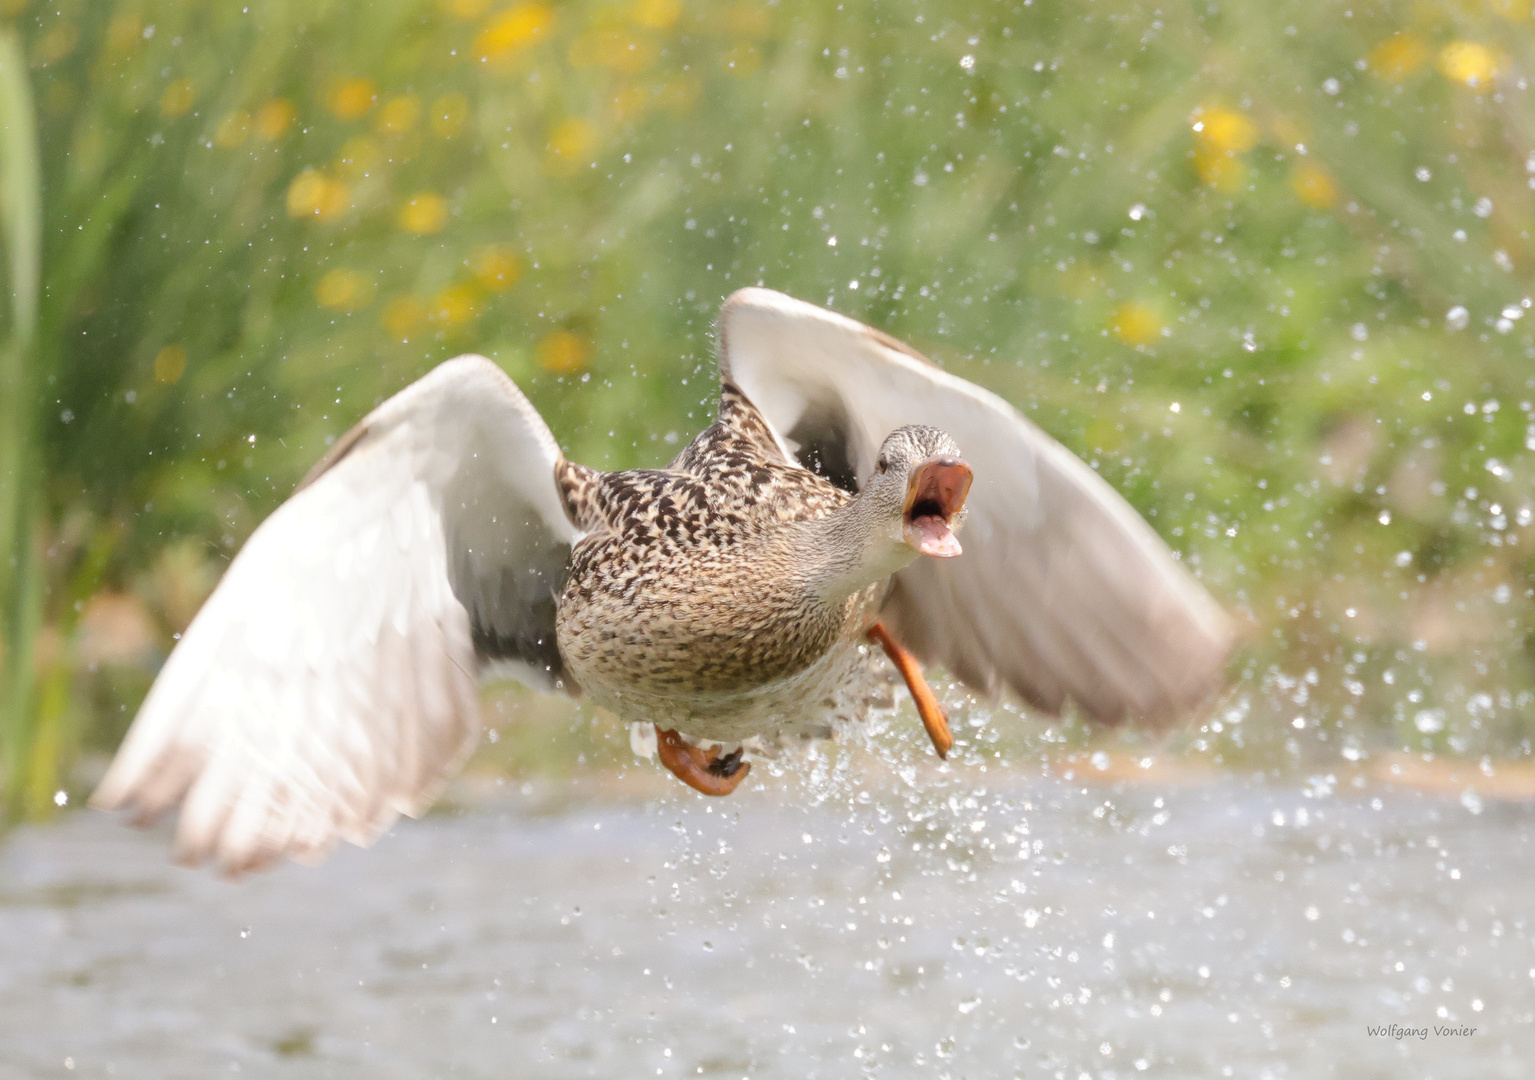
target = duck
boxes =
[92,288,1234,873]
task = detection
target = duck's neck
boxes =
[793,493,918,606]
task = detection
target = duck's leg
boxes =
[654,726,752,796]
[867,622,953,759]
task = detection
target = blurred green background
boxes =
[2,0,1534,819]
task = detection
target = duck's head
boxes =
[864,425,973,559]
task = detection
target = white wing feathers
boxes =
[91,355,576,873]
[718,288,1234,727]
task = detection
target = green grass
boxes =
[4,0,1535,817]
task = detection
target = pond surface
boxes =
[3,763,1532,1079]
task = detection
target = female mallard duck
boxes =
[93,288,1233,872]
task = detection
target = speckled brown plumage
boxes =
[90,289,1235,870]
[552,381,885,744]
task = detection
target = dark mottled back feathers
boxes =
[550,377,866,707]
[556,379,848,550]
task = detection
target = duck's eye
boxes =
[876,457,889,473]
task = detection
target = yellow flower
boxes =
[399,193,449,234]
[1194,107,1257,155]
[430,93,470,137]
[471,246,523,292]
[537,331,590,374]
[475,3,553,61]
[570,26,657,73]
[632,0,682,29]
[335,136,380,178]
[545,117,597,175]
[153,345,187,385]
[104,13,143,56]
[286,169,351,220]
[159,78,196,118]
[34,22,78,65]
[1291,162,1338,209]
[375,94,420,135]
[723,2,769,37]
[316,268,370,311]
[382,296,427,341]
[1194,149,1245,190]
[429,285,480,327]
[1110,303,1163,347]
[328,78,377,121]
[1439,41,1498,87]
[1368,32,1428,82]
[254,99,297,141]
[215,110,251,148]
[1192,106,1256,191]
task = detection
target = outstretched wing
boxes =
[717,288,1234,727]
[91,355,578,873]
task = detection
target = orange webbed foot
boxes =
[867,621,953,759]
[655,725,752,796]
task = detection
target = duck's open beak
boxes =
[902,456,972,558]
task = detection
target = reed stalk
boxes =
[0,27,41,818]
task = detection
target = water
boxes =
[4,766,1531,1078]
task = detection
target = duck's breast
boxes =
[556,531,853,701]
